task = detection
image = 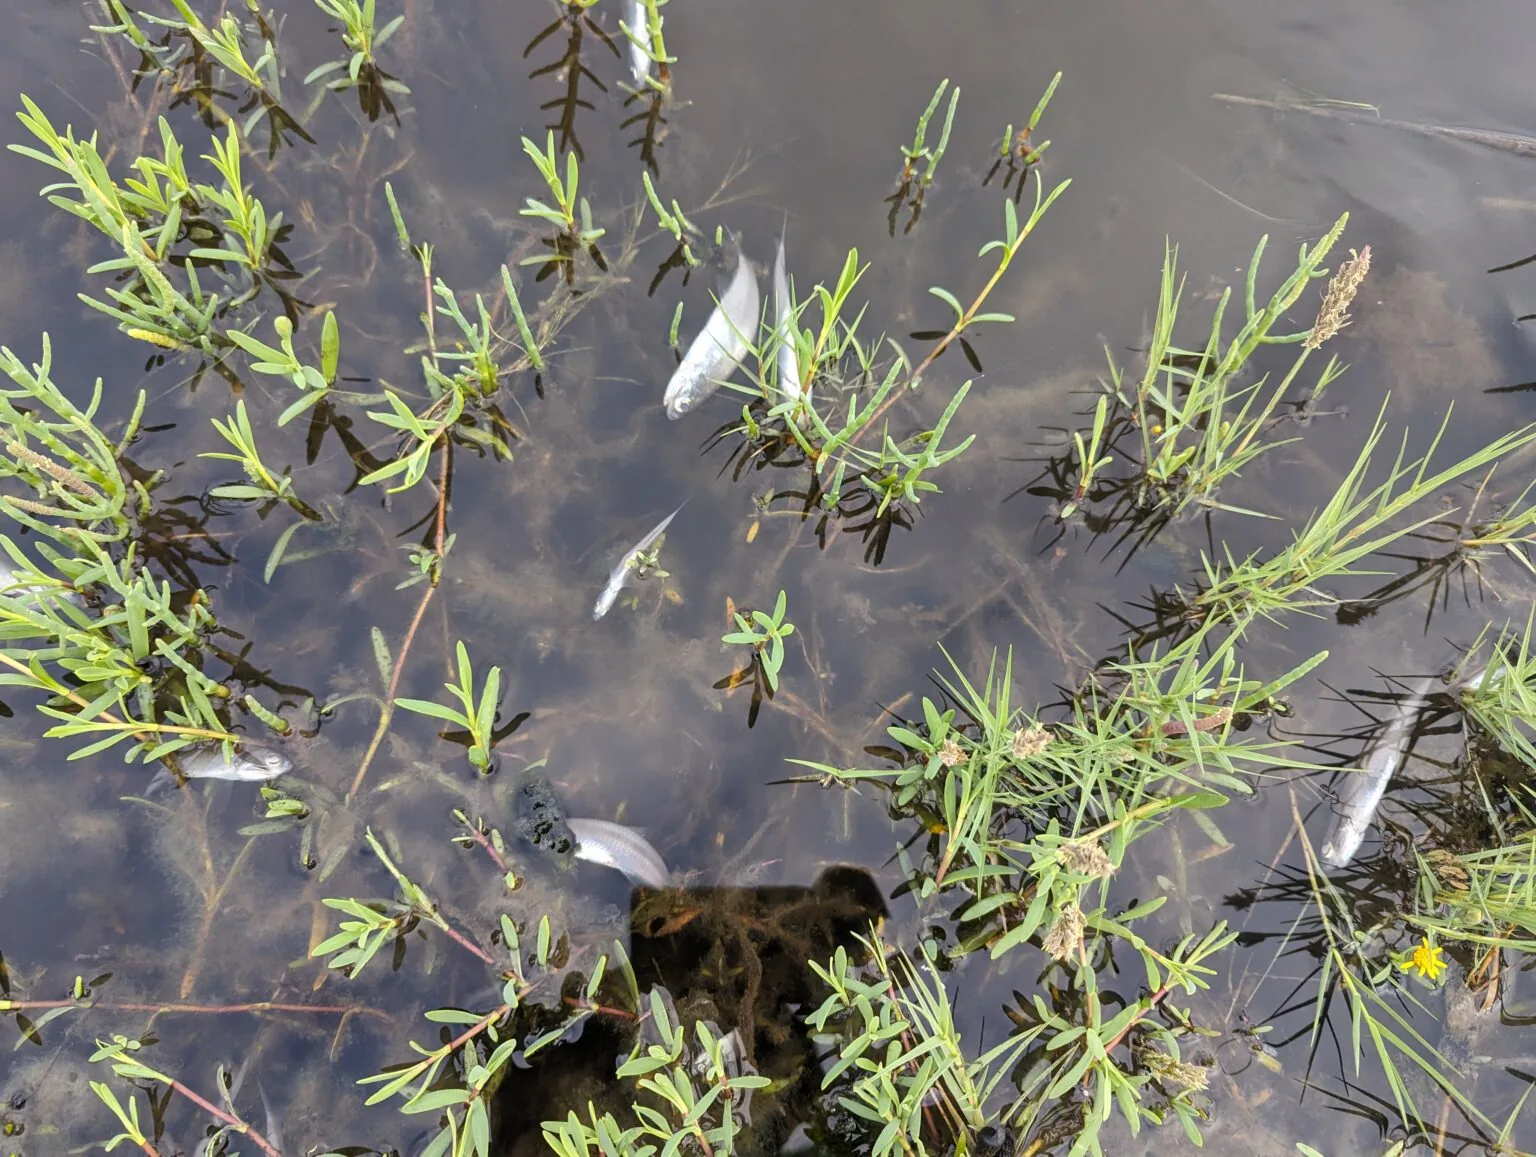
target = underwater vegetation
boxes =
[0,2,1535,1157]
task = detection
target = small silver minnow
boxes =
[567,817,672,889]
[592,503,683,620]
[176,741,293,783]
[1320,674,1438,868]
[663,244,761,420]
[626,0,653,85]
[772,229,807,412]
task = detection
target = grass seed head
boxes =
[938,738,969,767]
[1304,245,1371,350]
[1042,902,1086,961]
[1058,839,1113,880]
[1011,725,1052,761]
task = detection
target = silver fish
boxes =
[772,229,807,410]
[1320,674,1438,868]
[690,1024,748,1078]
[663,245,761,420]
[567,817,672,889]
[176,741,293,783]
[592,503,683,620]
[626,0,653,85]
[257,1076,285,1156]
[691,1023,756,1124]
[1458,663,1490,694]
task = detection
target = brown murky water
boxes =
[0,1,1534,1154]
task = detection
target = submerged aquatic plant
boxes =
[544,992,769,1157]
[306,0,410,120]
[520,129,608,280]
[10,101,299,353]
[620,0,673,94]
[0,338,288,766]
[396,641,503,774]
[1043,216,1358,527]
[712,134,1069,560]
[7,2,1536,1154]
[887,78,961,233]
[723,588,795,694]
[1457,611,1536,770]
[985,72,1062,203]
[226,312,339,425]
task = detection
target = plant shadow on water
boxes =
[3,2,1536,1156]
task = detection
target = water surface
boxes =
[1,1,1534,1154]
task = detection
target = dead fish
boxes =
[256,1077,285,1156]
[690,1024,747,1078]
[567,817,672,889]
[1458,664,1490,693]
[592,503,683,620]
[691,1023,756,1124]
[779,1124,816,1154]
[154,741,293,789]
[626,0,652,85]
[1320,674,1438,869]
[663,243,761,419]
[772,228,807,411]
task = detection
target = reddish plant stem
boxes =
[837,248,1018,457]
[435,919,496,966]
[460,822,509,874]
[562,995,638,1022]
[1,998,383,1018]
[1150,707,1233,739]
[1102,984,1173,1055]
[165,1076,282,1157]
[346,439,452,803]
[874,950,956,1145]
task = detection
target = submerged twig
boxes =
[1214,92,1536,159]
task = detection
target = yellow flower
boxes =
[1401,937,1448,984]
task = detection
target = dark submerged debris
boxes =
[513,773,576,861]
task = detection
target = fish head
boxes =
[240,743,293,780]
[1319,821,1363,869]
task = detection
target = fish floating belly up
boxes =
[663,242,760,420]
[592,502,684,620]
[772,227,807,413]
[145,740,293,795]
[177,740,293,782]
[625,0,653,85]
[567,817,672,890]
[1320,674,1437,869]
